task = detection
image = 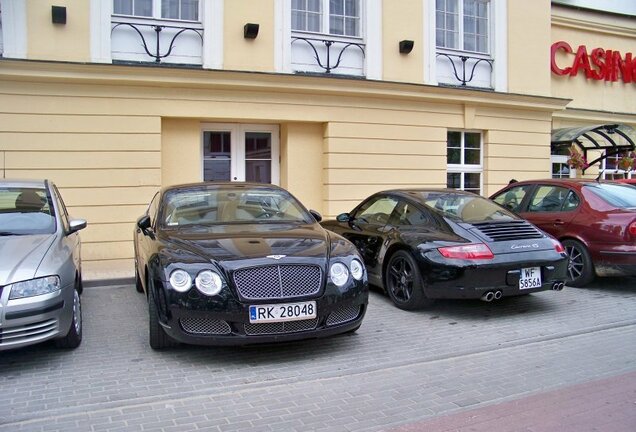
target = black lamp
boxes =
[244,23,260,39]
[52,6,67,25]
[399,40,414,54]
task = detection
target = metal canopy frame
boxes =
[551,124,636,173]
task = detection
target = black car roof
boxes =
[161,182,284,195]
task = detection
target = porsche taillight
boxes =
[551,238,565,253]
[629,221,636,237]
[438,243,494,260]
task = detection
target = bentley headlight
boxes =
[330,263,349,287]
[195,270,223,296]
[350,259,364,280]
[8,276,61,300]
[169,269,192,292]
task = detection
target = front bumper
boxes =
[0,284,74,351]
[153,280,368,346]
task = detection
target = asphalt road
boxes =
[1,277,635,431]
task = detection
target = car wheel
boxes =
[563,239,594,287]
[55,284,82,349]
[385,250,433,310]
[148,285,177,350]
[135,264,144,293]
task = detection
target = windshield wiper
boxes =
[0,231,20,236]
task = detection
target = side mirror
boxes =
[309,209,322,223]
[137,215,151,231]
[336,213,351,223]
[69,219,87,233]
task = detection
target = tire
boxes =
[55,284,82,349]
[148,285,177,350]
[385,250,433,310]
[563,239,594,287]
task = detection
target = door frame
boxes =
[200,123,280,185]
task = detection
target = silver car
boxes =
[0,179,86,350]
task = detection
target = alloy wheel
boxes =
[73,289,82,334]
[565,244,584,281]
[388,256,414,303]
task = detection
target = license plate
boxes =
[249,301,317,323]
[519,267,542,290]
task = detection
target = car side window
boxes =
[388,201,430,226]
[562,190,580,211]
[492,185,531,212]
[354,196,399,225]
[528,186,570,212]
[52,185,70,232]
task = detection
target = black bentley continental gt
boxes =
[134,182,368,349]
[321,189,568,310]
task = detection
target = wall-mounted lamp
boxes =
[399,40,414,54]
[244,23,260,39]
[52,6,67,25]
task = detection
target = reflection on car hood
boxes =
[0,234,56,286]
[161,223,329,264]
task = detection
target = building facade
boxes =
[0,0,634,279]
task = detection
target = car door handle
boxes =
[553,220,565,225]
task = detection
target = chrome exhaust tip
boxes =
[494,290,503,300]
[481,291,495,302]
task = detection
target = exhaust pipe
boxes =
[552,282,565,291]
[494,290,503,300]
[481,291,495,302]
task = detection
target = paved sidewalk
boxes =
[391,371,636,432]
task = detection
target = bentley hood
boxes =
[0,234,56,286]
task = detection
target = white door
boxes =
[201,124,280,184]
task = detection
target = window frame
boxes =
[112,0,201,23]
[291,0,363,39]
[446,130,484,195]
[601,151,634,180]
[435,0,491,55]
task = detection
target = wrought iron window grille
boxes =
[291,36,365,74]
[436,52,494,87]
[111,20,203,63]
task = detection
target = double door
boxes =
[202,124,279,184]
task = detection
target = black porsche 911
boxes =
[321,189,568,310]
[134,182,368,349]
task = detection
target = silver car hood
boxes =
[0,234,56,286]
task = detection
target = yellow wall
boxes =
[223,0,275,72]
[508,0,552,96]
[26,0,91,62]
[162,119,201,187]
[551,5,636,114]
[382,0,424,83]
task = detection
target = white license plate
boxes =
[249,301,317,323]
[519,267,542,290]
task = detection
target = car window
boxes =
[353,196,399,226]
[528,186,571,213]
[562,190,580,211]
[52,185,71,232]
[0,186,56,235]
[585,183,636,208]
[418,192,517,222]
[148,192,160,226]
[492,185,532,212]
[388,201,431,226]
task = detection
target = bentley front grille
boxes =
[244,318,319,335]
[233,265,322,300]
[180,317,231,335]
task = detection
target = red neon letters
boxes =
[551,41,635,83]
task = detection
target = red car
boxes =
[491,179,636,287]
[615,178,636,185]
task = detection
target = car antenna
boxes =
[595,169,604,182]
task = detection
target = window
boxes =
[446,131,482,195]
[436,0,489,53]
[354,196,399,226]
[492,185,532,213]
[528,186,575,213]
[113,0,199,21]
[388,201,431,227]
[601,151,634,180]
[551,146,575,179]
[292,0,360,37]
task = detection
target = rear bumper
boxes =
[594,246,636,277]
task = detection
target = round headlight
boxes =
[330,262,349,287]
[195,270,223,296]
[169,269,192,292]
[350,259,364,280]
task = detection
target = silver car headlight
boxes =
[8,276,61,300]
[329,263,349,287]
[350,259,364,280]
[195,270,223,296]
[169,269,192,292]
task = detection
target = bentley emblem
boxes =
[266,255,286,260]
